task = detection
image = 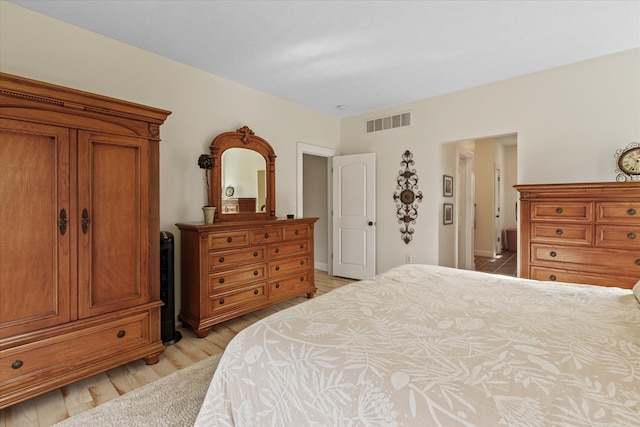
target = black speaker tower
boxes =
[160,231,182,345]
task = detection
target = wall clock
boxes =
[614,142,640,182]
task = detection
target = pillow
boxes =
[634,280,640,304]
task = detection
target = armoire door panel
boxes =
[0,120,71,338]
[77,131,150,318]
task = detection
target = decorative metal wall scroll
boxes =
[393,150,423,244]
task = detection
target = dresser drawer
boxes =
[595,225,640,248]
[269,272,312,299]
[596,202,640,224]
[209,247,266,269]
[251,227,282,244]
[529,266,638,289]
[207,231,250,250]
[531,244,640,273]
[208,263,267,293]
[530,223,592,245]
[270,255,310,278]
[283,224,312,240]
[208,285,266,313]
[269,240,309,259]
[530,202,592,222]
[1,313,151,385]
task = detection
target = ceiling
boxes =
[9,0,640,118]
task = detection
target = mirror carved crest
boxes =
[209,126,276,222]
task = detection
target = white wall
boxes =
[0,2,341,314]
[341,48,640,274]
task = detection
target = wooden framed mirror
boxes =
[209,126,276,222]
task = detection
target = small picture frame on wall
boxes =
[443,175,453,197]
[443,203,454,225]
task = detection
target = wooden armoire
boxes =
[0,73,171,408]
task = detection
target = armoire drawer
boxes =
[209,247,266,269]
[596,202,640,224]
[269,272,311,300]
[1,312,151,385]
[208,263,267,293]
[529,266,638,288]
[531,244,640,273]
[270,255,310,278]
[269,240,309,259]
[530,202,592,222]
[530,223,592,245]
[595,225,640,248]
[208,285,266,313]
[207,230,250,250]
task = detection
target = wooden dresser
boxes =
[515,182,640,289]
[176,218,318,337]
[0,73,170,408]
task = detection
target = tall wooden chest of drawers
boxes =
[515,182,640,289]
[176,218,318,337]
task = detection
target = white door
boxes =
[331,153,376,279]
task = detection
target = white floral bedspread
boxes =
[195,264,640,426]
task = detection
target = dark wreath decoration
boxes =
[392,150,423,244]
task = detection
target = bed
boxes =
[195,264,640,426]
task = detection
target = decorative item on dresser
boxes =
[0,73,170,408]
[176,126,318,338]
[515,182,640,289]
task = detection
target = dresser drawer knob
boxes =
[275,248,280,254]
[300,276,304,281]
[636,259,640,266]
[275,283,280,288]
[550,251,557,257]
[254,289,259,295]
[227,237,233,243]
[295,230,299,235]
[219,298,224,305]
[254,251,258,257]
[117,330,126,339]
[11,359,23,370]
[219,257,225,263]
[275,266,280,271]
[628,208,637,216]
[628,232,636,240]
[549,275,557,281]
[264,233,269,238]
[219,278,225,284]
[254,270,259,276]
[555,207,563,214]
[300,244,304,249]
[555,229,563,235]
[300,260,305,265]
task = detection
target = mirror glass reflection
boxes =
[221,148,267,213]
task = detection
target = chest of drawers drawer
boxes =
[208,231,250,250]
[270,255,310,278]
[283,224,312,240]
[531,243,640,274]
[530,223,592,245]
[530,202,592,222]
[269,272,311,300]
[269,240,309,259]
[208,263,267,293]
[529,266,639,288]
[209,247,266,269]
[251,227,282,244]
[595,225,640,248]
[596,202,640,224]
[208,284,267,314]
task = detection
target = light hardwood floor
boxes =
[0,270,355,427]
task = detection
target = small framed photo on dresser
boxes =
[443,175,453,197]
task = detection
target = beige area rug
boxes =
[52,353,221,427]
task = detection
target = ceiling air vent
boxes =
[366,112,411,133]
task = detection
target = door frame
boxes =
[457,147,475,270]
[296,142,336,272]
